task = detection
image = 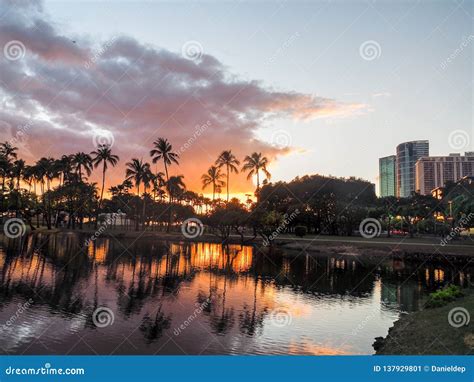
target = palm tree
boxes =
[141,166,154,227]
[151,172,165,200]
[125,158,150,230]
[0,142,18,160]
[72,152,93,181]
[150,138,179,186]
[216,150,240,202]
[91,144,120,209]
[202,165,225,201]
[12,159,26,189]
[241,152,271,191]
[57,155,74,185]
[167,175,186,202]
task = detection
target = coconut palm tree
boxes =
[141,166,154,227]
[125,158,151,230]
[0,142,18,161]
[150,138,179,186]
[202,165,225,201]
[167,175,186,203]
[12,159,26,189]
[241,152,271,191]
[216,150,240,202]
[91,144,120,209]
[57,154,74,185]
[151,172,165,200]
[72,152,93,181]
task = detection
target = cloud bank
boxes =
[0,0,366,193]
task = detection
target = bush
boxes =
[425,285,464,308]
[294,226,307,237]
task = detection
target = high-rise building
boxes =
[379,155,396,197]
[396,140,429,197]
[415,153,474,195]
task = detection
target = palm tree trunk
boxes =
[135,182,140,231]
[164,162,171,233]
[99,164,106,208]
[226,164,230,202]
[142,185,147,229]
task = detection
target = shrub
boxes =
[425,285,464,308]
[294,226,307,237]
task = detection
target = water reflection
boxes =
[0,233,471,355]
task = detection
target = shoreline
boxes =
[374,292,474,355]
[2,227,473,257]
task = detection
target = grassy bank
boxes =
[374,291,474,355]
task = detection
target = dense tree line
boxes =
[1,139,472,242]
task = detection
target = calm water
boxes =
[0,233,471,355]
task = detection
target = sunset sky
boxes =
[0,0,472,197]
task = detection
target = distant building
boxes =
[396,140,429,197]
[415,153,474,195]
[379,155,396,197]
